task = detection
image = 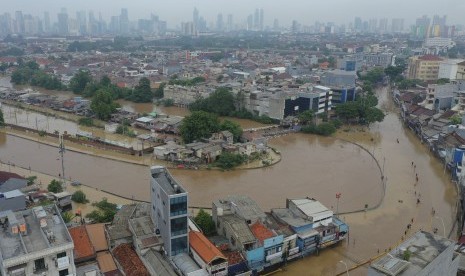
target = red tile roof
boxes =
[69,226,96,263]
[250,221,275,243]
[418,55,443,61]
[189,231,227,264]
[0,171,25,183]
[113,243,149,276]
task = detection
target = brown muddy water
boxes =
[0,80,459,274]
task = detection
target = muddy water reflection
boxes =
[0,132,381,212]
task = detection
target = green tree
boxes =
[154,83,165,98]
[215,152,247,169]
[132,77,153,103]
[47,179,63,193]
[190,88,235,116]
[194,209,216,236]
[364,107,385,126]
[437,78,450,85]
[0,109,4,126]
[91,88,118,120]
[335,102,359,122]
[61,212,74,224]
[26,176,37,186]
[99,75,111,87]
[384,65,404,79]
[180,111,221,143]
[298,110,314,125]
[69,70,92,94]
[71,190,88,203]
[450,114,462,125]
[85,198,118,223]
[220,120,243,142]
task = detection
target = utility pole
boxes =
[336,192,341,217]
[59,134,66,189]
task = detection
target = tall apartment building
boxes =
[438,59,465,80]
[407,55,444,81]
[0,205,76,276]
[150,166,189,257]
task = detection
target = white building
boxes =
[0,205,76,276]
[439,59,465,80]
[368,231,459,276]
[425,37,455,48]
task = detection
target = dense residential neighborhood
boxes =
[1,3,465,275]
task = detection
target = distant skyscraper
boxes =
[227,14,233,31]
[15,11,25,34]
[254,8,259,30]
[57,9,69,35]
[120,8,129,34]
[273,19,279,31]
[216,13,224,31]
[391,18,404,33]
[247,14,253,31]
[43,12,50,33]
[193,7,199,28]
[259,8,264,30]
[76,11,87,35]
[354,17,362,32]
[412,15,430,38]
[379,18,388,33]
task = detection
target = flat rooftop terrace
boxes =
[0,205,72,261]
[151,166,186,196]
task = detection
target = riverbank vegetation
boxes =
[71,190,89,204]
[85,198,118,223]
[47,179,63,193]
[11,61,64,90]
[179,111,243,143]
[0,109,4,126]
[190,87,277,124]
[69,70,155,103]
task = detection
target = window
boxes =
[57,252,66,258]
[34,258,46,271]
[171,236,188,256]
[170,217,187,236]
[58,269,69,276]
[170,196,187,216]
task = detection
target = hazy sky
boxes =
[3,0,465,27]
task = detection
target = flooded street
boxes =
[0,79,459,274]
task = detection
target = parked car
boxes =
[71,180,81,186]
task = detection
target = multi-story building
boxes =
[407,55,444,81]
[150,166,189,257]
[320,70,357,104]
[368,231,459,276]
[457,61,465,80]
[0,205,76,276]
[438,59,465,80]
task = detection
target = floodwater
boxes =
[0,78,459,274]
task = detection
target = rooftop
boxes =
[0,171,25,183]
[0,205,73,261]
[151,166,187,196]
[220,214,256,246]
[69,225,96,263]
[172,252,208,276]
[214,195,266,223]
[289,198,333,222]
[113,243,150,276]
[96,251,119,274]
[85,223,108,252]
[142,249,177,276]
[189,231,227,264]
[250,221,275,243]
[370,231,455,275]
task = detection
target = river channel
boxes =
[0,79,459,274]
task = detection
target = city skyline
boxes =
[2,0,465,27]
